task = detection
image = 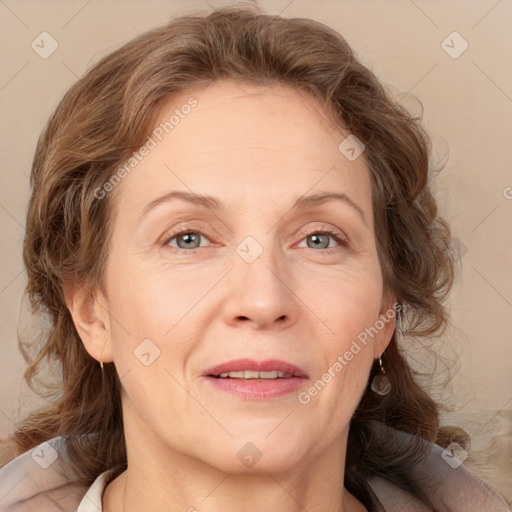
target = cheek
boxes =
[106,258,202,337]
[303,260,383,400]
[104,260,217,384]
[311,260,384,340]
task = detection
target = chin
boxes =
[201,433,310,475]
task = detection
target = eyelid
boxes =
[160,222,349,255]
[293,225,349,255]
[297,224,348,243]
[160,223,215,248]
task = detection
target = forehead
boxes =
[112,80,372,218]
[155,80,345,159]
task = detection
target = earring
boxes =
[371,356,391,395]
[99,343,105,372]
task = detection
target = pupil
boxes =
[180,233,199,248]
[309,234,327,248]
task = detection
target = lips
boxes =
[204,358,308,379]
[203,359,309,399]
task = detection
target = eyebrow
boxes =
[139,190,367,226]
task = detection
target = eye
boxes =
[160,225,348,254]
[162,227,211,250]
[297,228,348,254]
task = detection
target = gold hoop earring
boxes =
[371,356,391,395]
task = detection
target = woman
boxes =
[0,4,508,512]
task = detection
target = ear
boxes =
[64,279,113,365]
[373,292,399,359]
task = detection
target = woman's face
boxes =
[92,80,395,474]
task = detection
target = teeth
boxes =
[259,371,278,378]
[217,370,292,379]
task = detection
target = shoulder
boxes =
[75,470,115,512]
[366,424,510,512]
[0,436,111,512]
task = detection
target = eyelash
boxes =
[299,227,348,254]
[161,225,348,255]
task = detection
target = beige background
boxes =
[1,0,511,472]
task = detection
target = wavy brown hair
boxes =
[2,3,466,510]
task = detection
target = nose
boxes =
[222,241,298,330]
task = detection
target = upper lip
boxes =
[204,359,308,378]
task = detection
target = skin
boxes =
[67,80,396,512]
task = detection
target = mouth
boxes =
[203,359,308,399]
[211,370,295,379]
[204,358,308,379]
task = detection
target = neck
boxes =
[104,469,367,512]
[103,442,368,512]
[102,402,367,512]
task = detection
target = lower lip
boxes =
[205,376,307,399]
